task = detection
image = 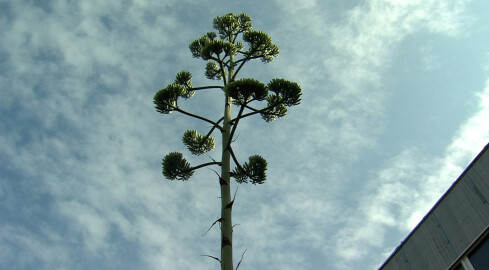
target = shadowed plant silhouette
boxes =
[153,13,301,270]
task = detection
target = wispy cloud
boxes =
[0,1,202,269]
[334,78,489,269]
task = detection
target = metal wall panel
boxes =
[381,248,410,270]
[434,176,489,253]
[466,151,489,206]
[401,214,456,269]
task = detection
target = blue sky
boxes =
[1,0,489,269]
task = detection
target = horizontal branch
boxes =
[190,161,222,172]
[207,55,220,63]
[230,102,284,123]
[190,85,224,91]
[174,108,224,132]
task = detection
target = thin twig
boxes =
[232,133,239,143]
[202,218,223,236]
[232,186,239,202]
[228,145,245,177]
[226,105,246,149]
[235,249,248,270]
[205,152,217,163]
[208,167,221,178]
[200,254,221,263]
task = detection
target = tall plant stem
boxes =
[220,38,235,270]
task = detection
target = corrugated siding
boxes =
[380,145,489,270]
[467,150,489,206]
[437,175,489,253]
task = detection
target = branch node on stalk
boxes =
[225,187,239,209]
[219,177,228,186]
[222,236,232,247]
